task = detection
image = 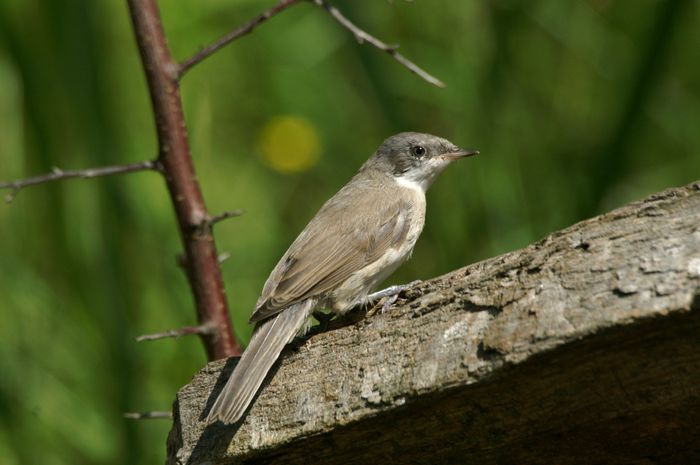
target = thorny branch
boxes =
[0,160,160,203]
[178,0,302,78]
[178,0,444,87]
[126,0,241,360]
[310,0,445,87]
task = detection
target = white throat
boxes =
[394,157,452,194]
[395,176,428,195]
[395,157,450,195]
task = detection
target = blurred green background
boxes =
[0,0,698,463]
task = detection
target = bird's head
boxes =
[365,132,478,192]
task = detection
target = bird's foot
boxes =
[366,280,422,302]
[366,280,422,316]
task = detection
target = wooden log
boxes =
[168,181,700,465]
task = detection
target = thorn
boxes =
[208,209,244,226]
[192,210,244,235]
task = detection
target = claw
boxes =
[381,294,399,314]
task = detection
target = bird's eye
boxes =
[411,145,426,157]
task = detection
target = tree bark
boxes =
[126,0,240,359]
[167,180,700,465]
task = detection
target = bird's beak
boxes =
[441,148,479,161]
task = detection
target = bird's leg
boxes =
[366,280,422,315]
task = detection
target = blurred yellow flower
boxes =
[258,116,321,174]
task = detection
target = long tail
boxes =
[205,300,312,425]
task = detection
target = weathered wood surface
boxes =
[168,181,700,465]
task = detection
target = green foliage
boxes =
[0,0,697,463]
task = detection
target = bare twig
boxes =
[123,411,172,420]
[0,160,159,203]
[135,324,214,342]
[178,0,444,88]
[178,0,302,78]
[311,0,445,87]
[127,0,241,360]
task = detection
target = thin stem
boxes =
[177,0,444,88]
[311,0,445,88]
[177,0,302,78]
[0,160,159,203]
[136,324,214,342]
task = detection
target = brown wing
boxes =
[249,179,412,323]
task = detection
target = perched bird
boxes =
[206,132,478,425]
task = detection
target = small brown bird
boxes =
[206,132,478,424]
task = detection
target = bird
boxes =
[206,132,478,425]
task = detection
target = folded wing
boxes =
[250,183,412,323]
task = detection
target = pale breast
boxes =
[329,180,426,313]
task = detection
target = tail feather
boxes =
[205,301,312,425]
